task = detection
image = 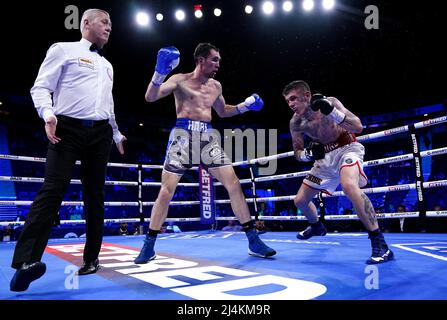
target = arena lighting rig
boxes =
[134,1,337,27]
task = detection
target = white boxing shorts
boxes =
[303,141,368,194]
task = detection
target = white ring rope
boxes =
[2,211,447,227]
[229,115,447,167]
[1,116,445,168]
[1,179,446,207]
[245,147,447,185]
[2,146,446,187]
[0,155,198,171]
[1,116,446,226]
[0,176,200,188]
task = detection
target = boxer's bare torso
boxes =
[169,73,221,122]
[290,97,347,151]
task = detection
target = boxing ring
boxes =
[1,116,447,300]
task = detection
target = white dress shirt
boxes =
[30,38,123,143]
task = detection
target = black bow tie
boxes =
[90,43,105,56]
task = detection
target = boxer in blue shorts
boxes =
[283,80,394,264]
[134,43,276,263]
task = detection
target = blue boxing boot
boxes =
[246,229,276,258]
[134,234,157,264]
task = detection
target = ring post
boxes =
[249,165,259,221]
[138,164,144,234]
[199,165,216,230]
[409,124,427,230]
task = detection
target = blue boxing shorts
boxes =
[163,118,231,175]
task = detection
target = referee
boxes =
[10,8,126,291]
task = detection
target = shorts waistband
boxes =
[324,132,357,153]
[175,118,212,132]
[58,115,109,128]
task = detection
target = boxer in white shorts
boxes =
[283,80,394,264]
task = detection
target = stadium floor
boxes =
[1,231,446,300]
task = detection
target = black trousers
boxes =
[11,116,113,269]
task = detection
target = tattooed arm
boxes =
[289,115,307,161]
[328,97,363,134]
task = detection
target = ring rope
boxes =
[1,116,446,227]
[1,179,445,207]
[1,116,445,168]
[2,210,447,227]
[2,146,445,187]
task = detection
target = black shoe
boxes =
[366,233,395,264]
[297,222,327,240]
[77,259,100,276]
[366,248,394,264]
[10,262,47,292]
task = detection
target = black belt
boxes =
[58,115,108,128]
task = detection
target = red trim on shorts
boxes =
[340,161,368,183]
[302,182,332,195]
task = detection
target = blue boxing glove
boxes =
[310,93,346,125]
[151,46,180,86]
[236,94,264,114]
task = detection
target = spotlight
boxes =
[194,10,203,18]
[193,4,203,18]
[175,9,186,21]
[282,1,293,12]
[322,0,335,11]
[156,13,164,21]
[245,5,254,14]
[135,12,149,27]
[302,0,314,11]
[262,1,275,15]
[214,8,222,17]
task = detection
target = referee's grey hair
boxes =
[80,9,109,33]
